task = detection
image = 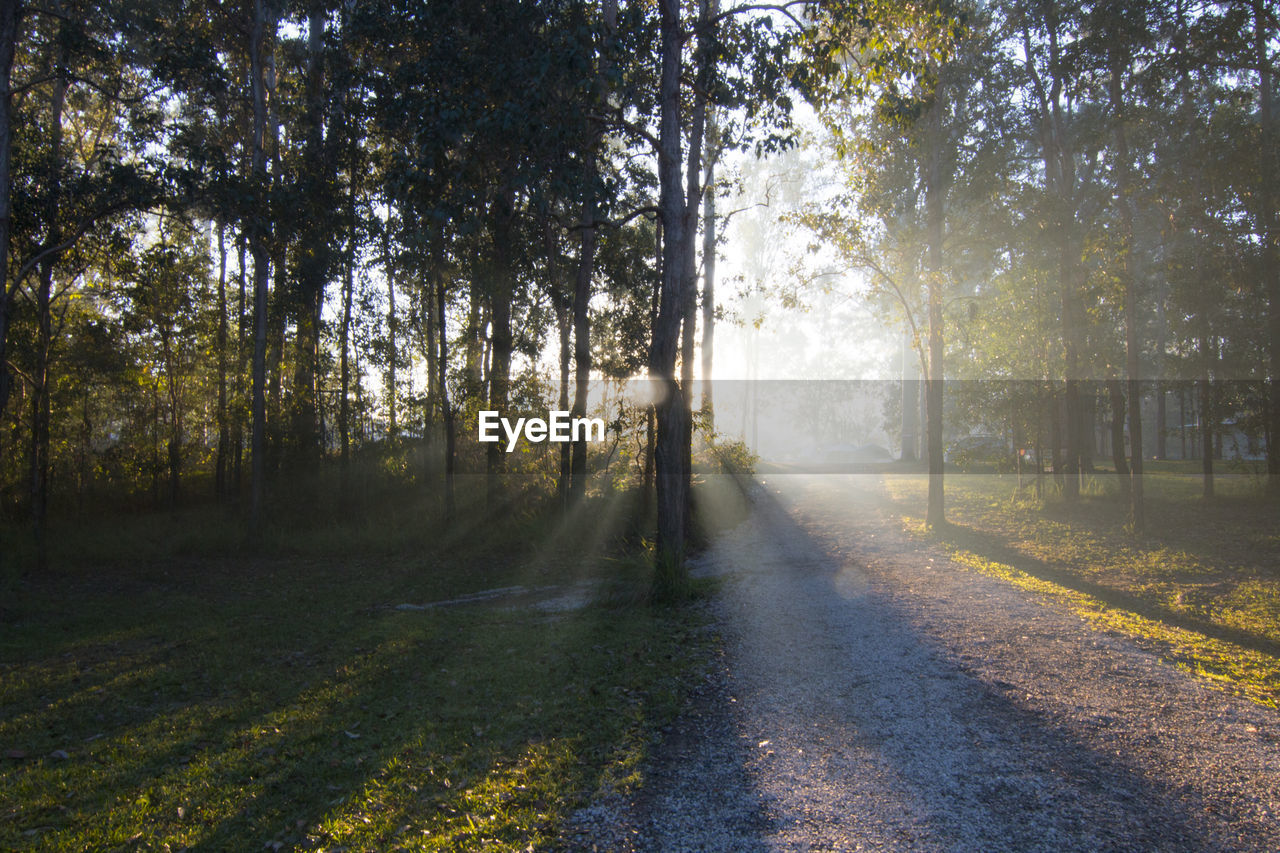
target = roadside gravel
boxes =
[563,473,1280,851]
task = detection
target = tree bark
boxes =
[678,0,713,532]
[1108,377,1130,497]
[901,329,918,462]
[1200,333,1215,499]
[0,0,20,424]
[1110,49,1144,533]
[435,244,455,522]
[651,0,690,596]
[571,192,596,503]
[339,236,353,472]
[383,196,398,442]
[161,328,181,506]
[700,125,717,429]
[1255,0,1280,496]
[29,27,67,569]
[486,191,515,506]
[291,7,326,461]
[233,232,246,495]
[1023,7,1083,500]
[215,221,229,498]
[248,0,275,533]
[555,289,571,506]
[924,93,945,529]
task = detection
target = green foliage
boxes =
[0,495,713,850]
[694,435,758,477]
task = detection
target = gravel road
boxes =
[564,474,1280,851]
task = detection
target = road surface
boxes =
[566,474,1280,851]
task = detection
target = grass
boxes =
[885,465,1280,709]
[0,484,725,851]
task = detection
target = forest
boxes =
[1,0,1277,575]
[3,0,1280,849]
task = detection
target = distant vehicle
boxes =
[944,434,1012,470]
[819,443,893,464]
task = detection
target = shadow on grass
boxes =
[0,486,707,851]
[929,518,1280,660]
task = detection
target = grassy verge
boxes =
[0,491,716,851]
[885,467,1280,708]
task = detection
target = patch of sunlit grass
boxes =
[0,500,710,851]
[886,469,1280,709]
[942,547,1280,709]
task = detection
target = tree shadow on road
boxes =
[933,516,1280,660]
[641,472,1273,850]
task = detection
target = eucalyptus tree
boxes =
[1007,0,1113,502]
[117,219,214,505]
[643,0,798,596]
[1088,0,1159,530]
[0,0,19,422]
[282,1,345,468]
[1227,0,1280,491]
[803,0,1014,527]
[245,0,276,532]
[3,0,160,561]
[147,1,253,502]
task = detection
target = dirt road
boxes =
[566,474,1280,851]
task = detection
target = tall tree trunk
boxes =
[248,0,275,533]
[0,0,20,425]
[1200,332,1215,498]
[265,36,286,475]
[30,260,53,566]
[29,30,67,569]
[571,192,596,503]
[423,266,438,434]
[1200,379,1213,497]
[486,191,515,506]
[544,220,570,507]
[290,8,325,462]
[566,0,616,502]
[162,331,181,507]
[1254,0,1280,496]
[1050,391,1064,486]
[1110,50,1144,533]
[1107,377,1130,497]
[700,125,717,429]
[555,292,571,507]
[151,383,161,507]
[386,219,398,442]
[924,93,945,529]
[642,219,661,525]
[651,0,690,596]
[266,290,284,470]
[76,385,88,511]
[215,221,229,498]
[232,233,247,495]
[339,236,352,473]
[1061,263,1082,500]
[435,242,455,521]
[901,330,919,462]
[678,0,712,533]
[1155,281,1168,460]
[1023,8,1083,500]
[464,286,481,397]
